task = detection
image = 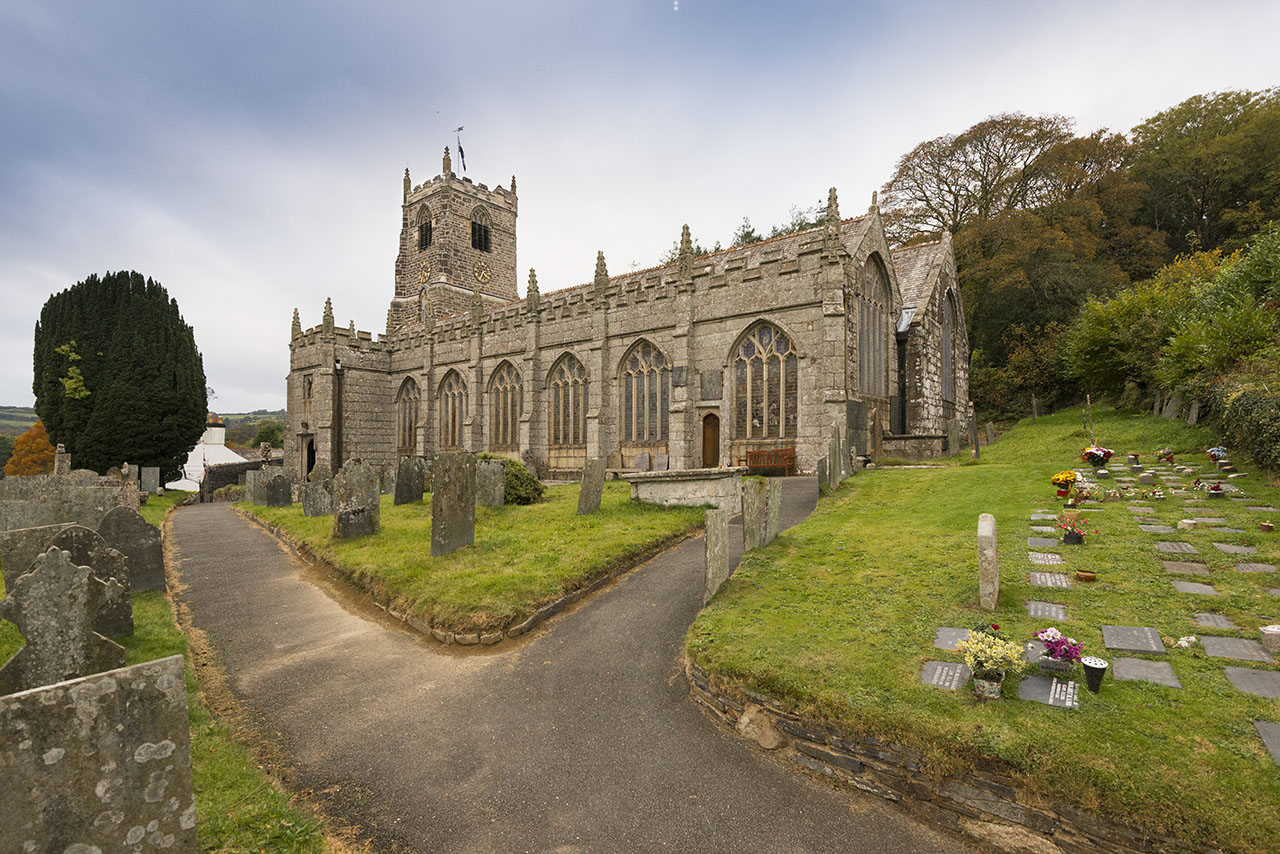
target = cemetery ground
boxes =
[0,489,352,854]
[688,407,1280,853]
[244,481,703,634]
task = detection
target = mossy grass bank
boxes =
[245,480,704,634]
[688,407,1279,853]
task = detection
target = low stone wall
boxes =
[624,468,744,514]
[198,460,279,503]
[684,659,1204,854]
[0,475,139,531]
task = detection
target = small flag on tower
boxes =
[455,126,466,172]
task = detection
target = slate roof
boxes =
[890,238,946,310]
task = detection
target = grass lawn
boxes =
[1,489,344,853]
[688,407,1280,853]
[244,480,704,633]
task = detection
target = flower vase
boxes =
[1081,656,1108,693]
[1075,568,1097,582]
[972,671,1004,701]
[1063,531,1084,545]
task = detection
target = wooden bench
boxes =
[743,447,796,476]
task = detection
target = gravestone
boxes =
[1018,675,1079,708]
[945,418,961,456]
[301,479,334,517]
[105,466,121,481]
[1101,625,1166,655]
[1029,525,1055,533]
[1137,472,1155,485]
[984,422,995,445]
[702,508,730,606]
[0,522,74,591]
[1194,613,1237,629]
[1155,541,1198,554]
[921,661,970,691]
[265,473,292,507]
[394,457,426,506]
[141,466,161,493]
[634,452,651,472]
[816,456,829,491]
[933,627,969,650]
[1214,542,1256,554]
[431,451,476,556]
[50,525,132,637]
[331,460,381,539]
[1193,517,1226,524]
[1171,580,1217,595]
[763,478,781,547]
[0,655,197,853]
[1028,537,1058,548]
[1201,636,1275,663]
[1236,562,1276,572]
[741,479,766,551]
[1224,667,1280,699]
[1028,552,1064,565]
[0,547,126,695]
[1139,524,1175,534]
[1026,601,1065,620]
[245,469,266,505]
[577,458,606,515]
[98,506,166,593]
[828,435,840,486]
[380,464,396,496]
[1113,658,1181,688]
[1029,572,1070,588]
[654,454,670,472]
[476,459,506,507]
[977,513,998,610]
[1160,561,1209,576]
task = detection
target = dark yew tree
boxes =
[33,271,207,479]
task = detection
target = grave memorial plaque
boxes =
[1194,613,1237,629]
[1030,513,1057,521]
[1254,720,1280,765]
[1027,537,1059,548]
[1171,580,1217,595]
[1160,561,1209,576]
[1102,625,1166,655]
[331,461,381,539]
[1018,675,1080,708]
[1236,562,1276,573]
[1212,527,1246,533]
[1201,636,1275,663]
[1225,667,1280,699]
[1029,525,1055,533]
[1029,572,1070,588]
[1028,552,1065,565]
[1113,658,1182,689]
[1247,506,1279,512]
[1026,601,1066,620]
[141,466,160,494]
[634,452,651,472]
[1155,541,1198,554]
[1213,542,1256,554]
[1193,517,1227,524]
[921,661,971,691]
[933,627,970,651]
[1139,525,1175,534]
[978,513,998,610]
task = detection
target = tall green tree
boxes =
[0,434,14,478]
[33,271,207,479]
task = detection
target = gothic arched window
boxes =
[416,205,432,250]
[620,340,670,442]
[396,377,420,455]
[941,289,957,404]
[439,371,467,449]
[470,206,492,253]
[548,354,588,447]
[732,322,798,440]
[488,361,522,450]
[859,255,890,397]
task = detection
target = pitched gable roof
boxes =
[890,238,947,310]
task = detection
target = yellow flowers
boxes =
[958,633,1029,680]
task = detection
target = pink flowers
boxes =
[1035,627,1084,662]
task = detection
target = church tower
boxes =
[390,147,519,327]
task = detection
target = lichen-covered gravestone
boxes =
[578,458,606,515]
[763,478,781,546]
[50,525,133,637]
[265,474,292,507]
[741,479,766,551]
[476,459,506,507]
[380,464,397,496]
[245,469,266,505]
[302,479,334,517]
[0,522,74,591]
[978,513,999,610]
[0,546,126,695]
[431,451,476,556]
[141,466,161,494]
[703,508,730,605]
[98,506,166,593]
[0,654,197,853]
[394,457,426,506]
[332,461,381,539]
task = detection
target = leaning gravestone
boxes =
[0,547,126,695]
[978,513,998,610]
[301,479,334,517]
[265,473,292,507]
[332,461,381,539]
[741,479,766,551]
[0,654,197,853]
[476,459,506,507]
[763,478,781,546]
[50,525,133,637]
[394,457,426,506]
[98,506,166,593]
[141,466,161,494]
[0,522,74,591]
[577,458,606,515]
[703,508,730,605]
[431,451,475,556]
[817,456,829,491]
[380,464,397,496]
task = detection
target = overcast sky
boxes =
[2,1,1278,413]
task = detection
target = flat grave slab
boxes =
[1102,625,1166,655]
[1026,600,1066,620]
[1271,588,1280,597]
[1028,537,1060,548]
[933,627,970,651]
[1155,541,1198,554]
[1139,524,1175,534]
[1126,505,1154,513]
[1018,675,1079,708]
[1028,551,1065,565]
[1254,720,1280,765]
[1236,562,1276,573]
[1160,560,1209,576]
[1202,636,1276,663]
[1172,581,1217,595]
[921,660,971,691]
[1078,508,1104,513]
[1030,513,1057,521]
[1213,542,1257,554]
[1029,571,1071,588]
[1029,525,1055,533]
[1247,506,1279,512]
[1212,527,1245,533]
[1194,613,1238,629]
[1182,506,1212,512]
[1134,516,1162,525]
[1113,658,1181,688]
[1225,667,1280,698]
[1193,517,1227,524]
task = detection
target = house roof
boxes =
[890,238,947,310]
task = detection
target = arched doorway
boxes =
[702,413,720,468]
[303,437,316,478]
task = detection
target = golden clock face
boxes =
[418,261,431,283]
[473,259,492,284]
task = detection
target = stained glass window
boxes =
[859,255,890,397]
[439,371,466,449]
[396,377,419,455]
[941,290,956,403]
[549,354,587,447]
[488,362,522,449]
[732,323,798,439]
[620,341,670,442]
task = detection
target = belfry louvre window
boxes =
[621,341,670,442]
[470,206,492,253]
[489,362,522,450]
[416,205,432,250]
[396,378,420,455]
[941,290,956,403]
[439,371,467,449]
[732,323,797,439]
[859,256,890,397]
[549,355,587,447]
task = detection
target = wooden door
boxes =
[702,414,720,467]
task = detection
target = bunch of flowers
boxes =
[958,624,1028,681]
[1081,446,1114,466]
[1150,487,1166,500]
[1071,486,1096,502]
[1051,470,1078,496]
[1057,515,1098,536]
[1206,446,1229,461]
[1035,627,1084,662]
[1207,481,1226,495]
[1156,447,1174,463]
[1191,478,1226,494]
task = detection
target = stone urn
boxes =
[1261,626,1280,656]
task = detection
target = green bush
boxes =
[477,454,546,505]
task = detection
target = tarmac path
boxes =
[169,478,972,853]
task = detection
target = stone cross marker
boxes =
[978,513,998,610]
[0,547,126,695]
[265,473,292,507]
[476,459,506,507]
[703,508,730,606]
[332,461,381,539]
[98,506,166,593]
[577,458,606,515]
[741,479,766,551]
[394,457,426,506]
[0,655,197,853]
[763,478,781,546]
[302,479,334,517]
[50,524,133,637]
[431,451,476,556]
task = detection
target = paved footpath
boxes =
[170,478,972,853]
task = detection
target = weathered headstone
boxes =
[984,422,996,445]
[476,459,506,507]
[98,506,166,593]
[53,443,70,476]
[245,469,266,505]
[265,473,292,507]
[1031,394,1040,420]
[380,463,397,495]
[828,435,840,486]
[122,462,138,482]
[946,418,961,456]
[1201,636,1275,663]
[431,451,476,556]
[816,456,829,491]
[0,522,75,591]
[394,457,426,506]
[0,655,197,853]
[105,466,122,481]
[1137,472,1155,485]
[635,452,651,472]
[978,513,998,610]
[0,547,126,695]
[141,466,161,494]
[763,478,781,546]
[741,478,766,551]
[577,458,606,515]
[308,462,333,483]
[50,525,132,637]
[332,460,381,539]
[654,454,670,472]
[702,508,730,605]
[301,479,334,517]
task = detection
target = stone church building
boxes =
[285,149,970,479]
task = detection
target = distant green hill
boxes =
[0,406,38,437]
